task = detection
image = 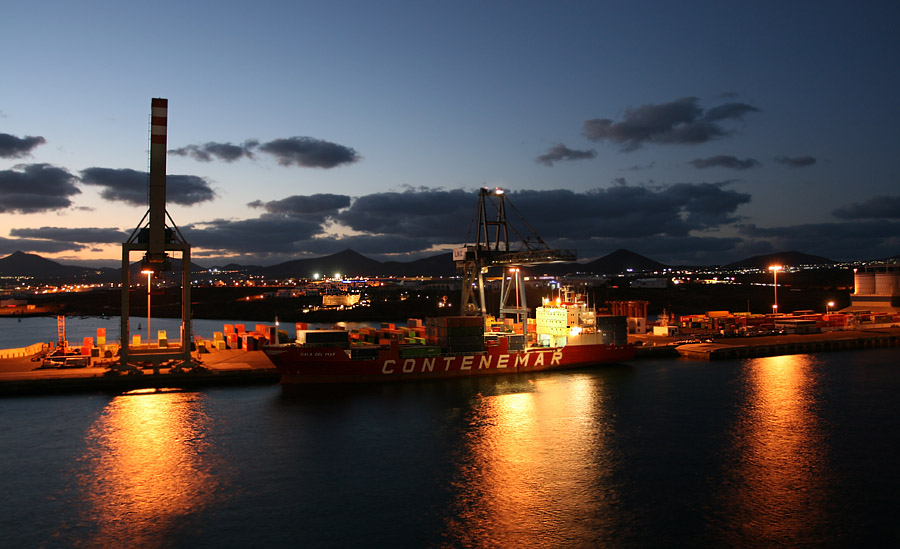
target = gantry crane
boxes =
[118,98,193,373]
[454,187,576,329]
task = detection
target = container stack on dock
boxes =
[426,316,484,353]
[194,323,276,352]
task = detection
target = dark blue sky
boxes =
[1,1,898,266]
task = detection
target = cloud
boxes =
[535,144,597,166]
[333,184,751,248]
[181,184,754,261]
[832,195,900,219]
[9,226,129,244]
[774,155,816,168]
[248,194,351,219]
[79,167,217,206]
[0,237,85,255]
[335,188,475,240]
[0,133,46,158]
[583,97,759,151]
[0,163,81,213]
[258,136,360,168]
[739,221,900,261]
[689,155,760,170]
[169,140,259,162]
[184,215,326,255]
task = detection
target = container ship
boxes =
[264,289,635,384]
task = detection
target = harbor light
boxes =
[827,301,835,314]
[141,269,153,345]
[769,265,782,314]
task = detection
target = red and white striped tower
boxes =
[147,97,168,268]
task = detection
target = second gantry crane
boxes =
[454,187,575,330]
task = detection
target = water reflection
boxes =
[442,374,621,546]
[716,354,830,545]
[76,390,227,545]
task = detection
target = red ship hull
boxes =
[264,340,635,384]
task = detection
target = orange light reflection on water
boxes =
[77,389,227,545]
[443,376,620,546]
[718,354,829,545]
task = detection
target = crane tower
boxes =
[118,98,193,373]
[454,187,575,329]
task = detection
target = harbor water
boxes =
[1,317,899,546]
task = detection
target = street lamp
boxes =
[827,301,835,314]
[141,270,153,346]
[768,265,782,314]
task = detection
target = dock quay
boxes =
[0,347,279,396]
[673,328,900,360]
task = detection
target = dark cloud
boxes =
[689,155,760,170]
[535,144,597,166]
[832,195,900,219]
[335,188,475,240]
[774,155,816,168]
[739,221,900,261]
[169,140,258,162]
[9,226,128,243]
[333,184,750,247]
[248,194,351,219]
[702,102,759,122]
[0,133,46,158]
[553,234,747,266]
[489,184,750,240]
[0,237,84,255]
[583,97,759,151]
[183,215,325,255]
[0,163,80,213]
[178,185,895,265]
[298,234,434,256]
[80,167,216,206]
[258,136,360,168]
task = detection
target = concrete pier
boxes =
[0,347,279,396]
[674,328,900,360]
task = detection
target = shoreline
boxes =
[2,327,898,396]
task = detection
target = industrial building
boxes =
[846,263,900,313]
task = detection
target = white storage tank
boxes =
[874,271,899,295]
[854,271,876,295]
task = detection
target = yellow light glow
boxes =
[716,355,827,544]
[78,391,226,545]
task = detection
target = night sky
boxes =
[2,1,898,267]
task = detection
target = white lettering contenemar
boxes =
[380,349,561,376]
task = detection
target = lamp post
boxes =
[141,270,152,346]
[827,301,835,314]
[769,265,782,315]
